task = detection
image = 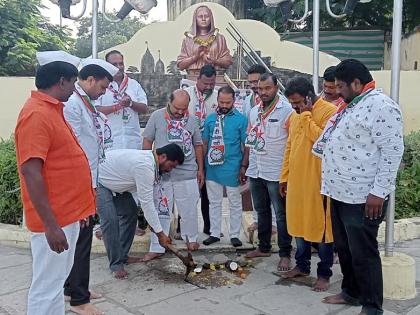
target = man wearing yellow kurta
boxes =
[280,77,337,292]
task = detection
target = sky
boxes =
[40,0,168,36]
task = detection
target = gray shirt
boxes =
[143,108,202,181]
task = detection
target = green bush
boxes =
[0,132,419,225]
[0,137,22,225]
[395,131,420,219]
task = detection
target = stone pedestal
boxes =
[381,251,417,300]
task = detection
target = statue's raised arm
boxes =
[177,5,233,73]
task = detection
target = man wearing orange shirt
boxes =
[14,51,96,315]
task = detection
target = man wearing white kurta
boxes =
[64,58,118,315]
[96,50,148,150]
[184,64,218,235]
[97,145,182,279]
[143,89,204,259]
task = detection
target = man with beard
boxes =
[185,64,218,236]
[244,73,294,272]
[243,64,278,236]
[202,86,249,247]
[321,66,345,107]
[321,59,404,315]
[96,144,183,279]
[280,77,337,292]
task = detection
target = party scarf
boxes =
[108,74,131,123]
[207,110,227,165]
[312,81,376,158]
[194,86,211,131]
[164,107,193,157]
[74,87,112,163]
[245,95,279,155]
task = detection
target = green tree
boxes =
[0,0,74,76]
[74,12,146,58]
[246,0,420,34]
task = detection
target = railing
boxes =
[225,22,285,92]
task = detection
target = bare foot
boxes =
[271,225,277,235]
[89,291,102,299]
[245,249,271,258]
[322,293,358,305]
[94,230,102,240]
[281,266,309,279]
[142,252,164,262]
[112,269,128,280]
[247,222,257,232]
[125,256,143,264]
[187,242,200,251]
[135,227,146,236]
[313,277,330,292]
[173,231,183,240]
[333,252,340,264]
[69,303,104,315]
[277,257,291,272]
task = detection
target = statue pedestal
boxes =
[187,69,227,85]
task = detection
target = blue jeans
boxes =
[295,237,333,279]
[249,177,292,257]
[97,184,138,272]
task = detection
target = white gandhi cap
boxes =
[36,50,81,68]
[81,58,119,77]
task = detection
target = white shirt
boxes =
[246,95,294,182]
[96,77,147,150]
[321,89,404,204]
[186,85,218,119]
[98,149,162,233]
[64,83,110,188]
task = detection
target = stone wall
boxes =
[129,73,182,127]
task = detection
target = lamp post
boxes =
[50,0,157,58]
[264,0,403,258]
[263,0,371,93]
[385,0,403,258]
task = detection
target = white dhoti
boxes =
[27,221,80,315]
[149,180,174,253]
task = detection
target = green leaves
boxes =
[0,0,74,76]
[74,11,145,58]
[0,137,22,225]
[395,131,420,219]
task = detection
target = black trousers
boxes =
[64,218,94,306]
[200,183,210,234]
[331,198,387,315]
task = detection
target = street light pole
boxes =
[92,0,99,58]
[385,0,403,258]
[312,0,320,93]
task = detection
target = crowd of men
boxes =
[15,49,404,315]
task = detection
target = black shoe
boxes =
[203,236,220,246]
[230,238,243,247]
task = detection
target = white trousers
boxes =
[149,180,174,253]
[206,180,243,239]
[27,222,80,315]
[252,200,277,227]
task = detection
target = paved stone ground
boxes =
[0,238,419,315]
